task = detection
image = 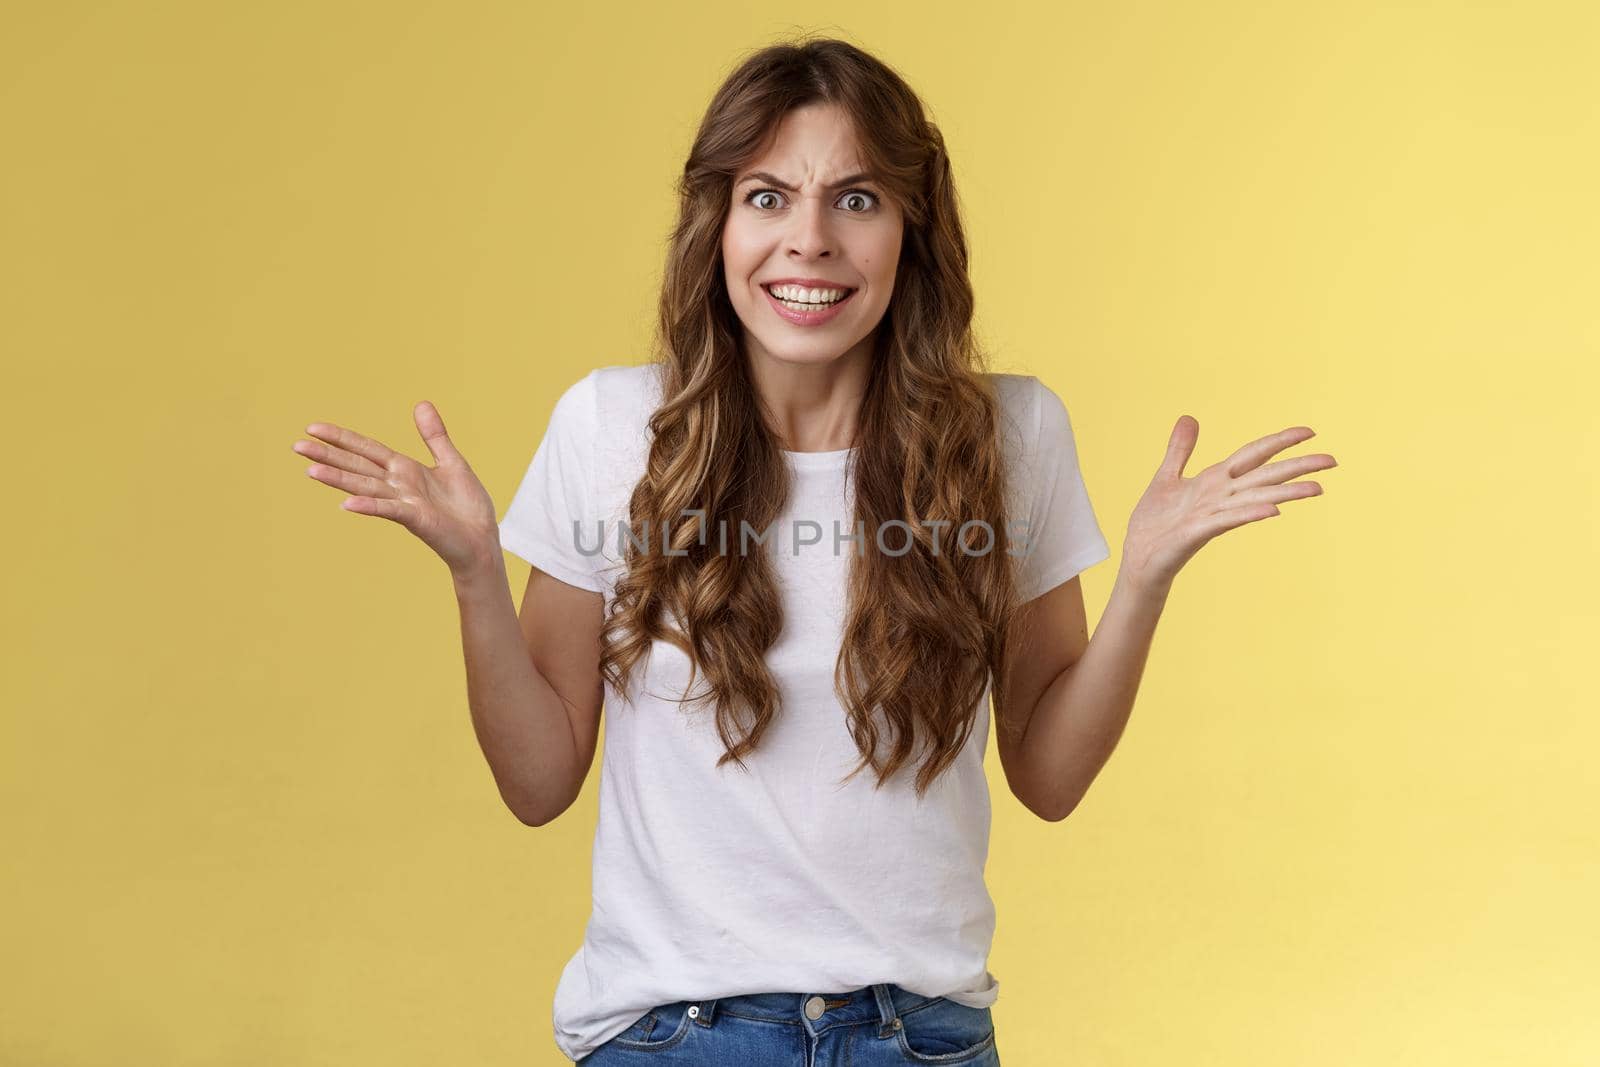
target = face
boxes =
[721,102,904,369]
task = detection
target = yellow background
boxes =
[3,2,1595,1064]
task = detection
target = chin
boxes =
[759,335,858,366]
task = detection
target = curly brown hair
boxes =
[599,35,1034,798]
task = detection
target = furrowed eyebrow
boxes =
[736,170,879,192]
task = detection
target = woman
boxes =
[293,37,1335,1066]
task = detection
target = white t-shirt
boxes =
[497,363,1111,1062]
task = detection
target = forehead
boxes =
[738,103,868,180]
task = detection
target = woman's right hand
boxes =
[293,400,501,576]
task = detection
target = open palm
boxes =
[293,400,500,574]
[1121,416,1338,594]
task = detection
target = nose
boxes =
[785,193,834,260]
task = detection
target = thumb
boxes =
[1158,415,1199,480]
[413,400,464,466]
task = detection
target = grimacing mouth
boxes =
[760,282,859,303]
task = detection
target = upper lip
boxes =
[762,277,856,290]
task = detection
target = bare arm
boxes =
[453,553,605,826]
[995,571,1167,822]
[292,400,607,827]
[995,416,1335,821]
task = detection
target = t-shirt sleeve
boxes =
[1012,377,1112,602]
[496,370,607,593]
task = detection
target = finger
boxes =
[413,401,464,466]
[1223,426,1316,478]
[306,462,393,499]
[1191,501,1279,540]
[292,437,387,479]
[1211,480,1321,513]
[1233,452,1337,490]
[304,421,400,469]
[1158,415,1200,480]
[340,495,410,523]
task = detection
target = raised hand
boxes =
[293,401,501,575]
[1120,416,1337,596]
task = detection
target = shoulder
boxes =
[588,367,662,415]
[548,362,663,431]
[581,363,665,514]
[983,372,1081,450]
[984,371,1040,420]
[982,372,1049,460]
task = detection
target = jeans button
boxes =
[804,995,826,1020]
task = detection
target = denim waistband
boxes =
[685,983,939,1039]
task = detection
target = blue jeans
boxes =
[576,983,999,1066]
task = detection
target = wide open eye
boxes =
[839,189,878,212]
[741,188,880,212]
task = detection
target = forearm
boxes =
[452,556,581,825]
[1021,567,1172,821]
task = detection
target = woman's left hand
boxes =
[1119,416,1337,597]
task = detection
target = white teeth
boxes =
[766,283,851,304]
